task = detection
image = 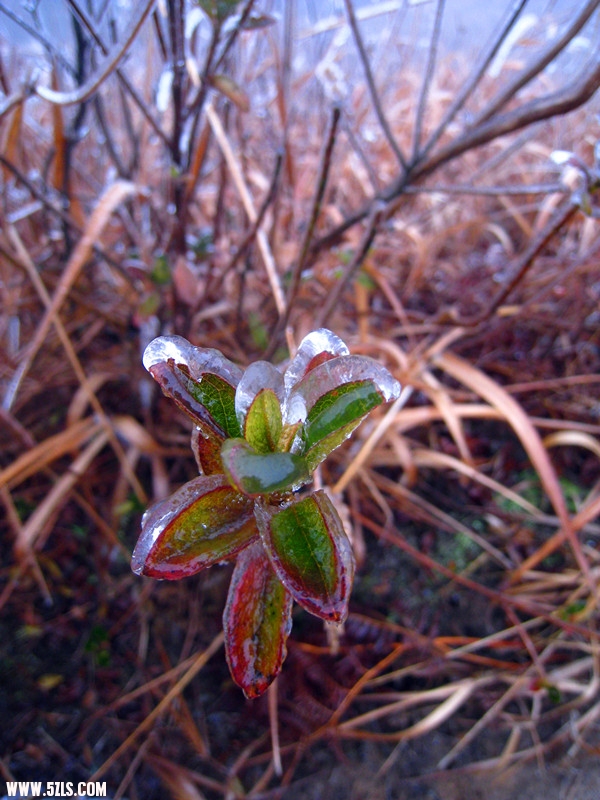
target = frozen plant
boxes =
[132,329,401,697]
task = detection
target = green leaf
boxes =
[244,388,282,453]
[132,475,257,579]
[286,351,400,469]
[257,491,355,622]
[143,336,242,439]
[187,371,241,438]
[302,380,385,470]
[221,439,310,497]
[224,541,293,698]
[196,0,239,23]
[150,254,171,286]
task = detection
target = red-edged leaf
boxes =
[143,336,242,438]
[191,426,224,476]
[283,328,349,394]
[132,475,257,579]
[224,540,293,698]
[256,491,355,622]
[289,354,401,470]
[221,439,310,497]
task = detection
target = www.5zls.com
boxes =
[4,782,107,798]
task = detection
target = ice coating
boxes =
[234,360,285,427]
[288,354,401,413]
[283,329,349,394]
[131,475,228,574]
[283,391,307,427]
[143,335,243,387]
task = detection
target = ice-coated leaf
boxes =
[291,353,401,411]
[224,540,293,698]
[143,335,242,437]
[190,371,241,438]
[256,491,355,623]
[302,379,386,471]
[243,388,283,454]
[235,361,285,429]
[131,474,257,579]
[144,336,243,388]
[288,354,401,469]
[221,439,310,497]
[283,328,349,396]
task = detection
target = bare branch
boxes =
[418,51,600,180]
[0,2,78,78]
[35,0,155,107]
[267,106,342,355]
[474,0,600,126]
[411,0,446,162]
[418,0,529,163]
[311,41,600,256]
[343,0,407,172]
[65,0,168,146]
[316,201,387,328]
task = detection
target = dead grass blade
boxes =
[0,416,101,489]
[206,103,286,319]
[90,631,225,782]
[0,96,23,179]
[4,181,137,409]
[149,757,208,800]
[13,426,110,560]
[5,186,147,507]
[336,678,484,741]
[434,351,597,599]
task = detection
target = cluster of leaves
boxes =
[132,329,400,697]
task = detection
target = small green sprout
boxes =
[132,329,400,697]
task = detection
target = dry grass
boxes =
[1,2,600,797]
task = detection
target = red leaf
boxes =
[224,541,293,698]
[132,475,257,579]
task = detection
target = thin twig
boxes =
[449,195,580,326]
[402,182,568,197]
[474,0,600,126]
[214,0,257,72]
[343,0,407,172]
[316,200,387,328]
[37,0,155,107]
[411,0,446,162]
[0,2,78,78]
[218,151,283,281]
[206,102,286,316]
[310,46,600,256]
[0,155,134,280]
[266,106,341,357]
[418,0,528,163]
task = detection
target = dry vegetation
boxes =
[1,0,600,797]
